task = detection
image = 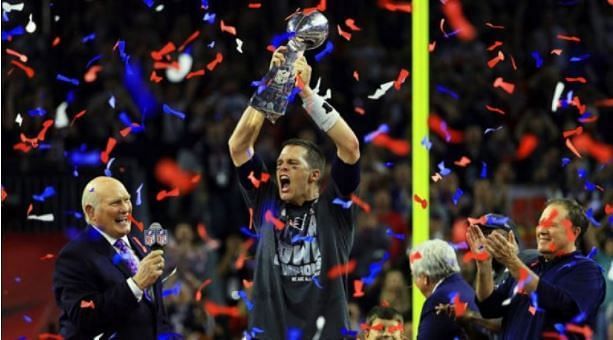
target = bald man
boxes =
[53,176,174,339]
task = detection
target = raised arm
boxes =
[295,57,360,165]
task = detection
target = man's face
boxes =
[276,145,317,204]
[87,179,132,239]
[365,318,404,340]
[536,204,578,256]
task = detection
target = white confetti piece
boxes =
[551,81,564,112]
[235,38,243,54]
[27,213,54,222]
[15,113,23,127]
[367,81,394,99]
[54,102,69,128]
[25,13,36,33]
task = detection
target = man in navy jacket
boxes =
[410,239,482,339]
[468,198,605,339]
[53,176,174,339]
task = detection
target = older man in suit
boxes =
[53,176,174,339]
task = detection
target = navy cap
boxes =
[477,213,515,231]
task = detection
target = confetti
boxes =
[429,40,437,52]
[462,250,489,262]
[563,126,583,138]
[367,81,395,99]
[485,104,505,115]
[551,49,563,55]
[531,51,543,68]
[220,20,237,36]
[480,162,488,178]
[435,84,459,99]
[569,54,590,62]
[386,228,406,240]
[441,0,476,40]
[100,137,117,164]
[178,30,201,52]
[56,74,80,86]
[240,226,260,239]
[421,136,432,150]
[353,279,364,297]
[394,68,409,90]
[27,214,54,222]
[484,126,503,135]
[371,134,410,156]
[487,51,505,68]
[314,41,334,62]
[235,38,244,53]
[350,194,371,213]
[364,124,389,143]
[25,13,36,33]
[23,314,32,323]
[150,42,176,61]
[312,275,323,288]
[10,59,35,78]
[409,251,422,264]
[332,197,353,209]
[32,186,56,202]
[238,290,254,310]
[162,104,186,120]
[264,209,285,230]
[327,260,356,279]
[584,208,601,227]
[551,82,565,112]
[204,300,240,317]
[379,0,411,12]
[345,18,361,31]
[454,156,471,167]
[156,187,180,201]
[565,138,582,158]
[565,76,587,83]
[487,41,503,51]
[202,12,216,24]
[206,52,223,71]
[248,3,262,8]
[557,34,581,42]
[413,194,428,209]
[6,48,28,62]
[27,107,46,117]
[337,25,351,41]
[452,188,463,205]
[493,77,515,94]
[452,293,468,317]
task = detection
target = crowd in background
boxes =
[2,0,612,339]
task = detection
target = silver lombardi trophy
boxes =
[249,10,329,123]
[144,222,168,251]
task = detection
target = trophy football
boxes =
[249,10,329,123]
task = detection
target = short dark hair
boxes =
[545,198,589,242]
[280,138,325,171]
[366,306,404,325]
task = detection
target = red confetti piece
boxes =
[429,40,437,52]
[119,126,132,137]
[413,194,428,209]
[372,134,410,156]
[485,104,505,115]
[235,252,247,270]
[178,30,201,52]
[39,333,64,340]
[354,107,365,115]
[70,110,87,127]
[27,203,33,216]
[467,215,487,226]
[509,55,518,71]
[1,187,7,202]
[515,134,539,160]
[13,142,32,153]
[379,0,411,13]
[206,52,223,71]
[441,0,476,41]
[153,61,180,70]
[569,96,587,114]
[605,204,613,215]
[11,60,35,78]
[204,300,240,317]
[485,22,505,29]
[394,68,409,90]
[565,323,593,339]
[352,70,359,81]
[350,194,371,213]
[453,294,467,317]
[242,279,253,288]
[565,77,587,84]
[264,210,285,230]
[486,41,503,51]
[248,2,262,8]
[197,223,209,241]
[565,138,582,158]
[40,254,55,260]
[550,49,563,55]
[191,174,201,184]
[220,20,237,36]
[454,156,471,167]
[327,259,356,279]
[37,120,54,142]
[557,34,581,42]
[131,236,148,253]
[462,250,490,263]
[337,25,352,41]
[528,306,537,316]
[84,65,102,83]
[409,250,422,264]
[303,0,327,14]
[150,70,163,83]
[51,36,61,47]
[563,126,583,138]
[429,114,464,143]
[487,51,505,69]
[151,42,176,61]
[493,77,515,94]
[594,98,613,107]
[80,300,95,309]
[156,187,180,201]
[128,215,144,232]
[345,18,361,31]
[353,279,364,297]
[6,48,28,62]
[100,137,117,164]
[186,69,206,79]
[194,279,212,301]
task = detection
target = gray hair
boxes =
[81,181,99,225]
[409,239,460,282]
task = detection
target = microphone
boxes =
[144,222,168,251]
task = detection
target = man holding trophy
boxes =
[228,10,361,339]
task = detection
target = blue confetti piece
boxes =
[67,148,102,167]
[484,126,503,135]
[437,161,451,176]
[531,51,543,68]
[385,228,406,240]
[287,86,302,104]
[585,208,601,227]
[65,210,83,219]
[554,323,566,334]
[361,256,386,286]
[287,327,302,340]
[435,85,459,100]
[384,162,394,168]
[162,282,181,297]
[364,124,389,143]
[38,143,52,150]
[81,32,96,43]
[203,12,216,24]
[201,0,209,9]
[32,186,56,202]
[332,198,353,209]
[23,315,32,323]
[584,181,596,192]
[72,167,79,177]
[578,112,594,123]
[421,136,432,150]
[452,188,463,206]
[56,74,80,86]
[340,328,358,338]
[314,41,334,62]
[66,90,76,104]
[135,183,143,206]
[530,292,539,310]
[15,276,21,283]
[251,77,268,95]
[240,226,260,239]
[577,168,587,179]
[119,112,132,127]
[572,311,586,323]
[480,162,488,179]
[561,157,571,167]
[238,290,254,310]
[569,54,590,62]
[486,214,509,227]
[158,333,183,340]
[142,0,154,8]
[2,25,25,40]
[104,157,116,177]
[271,31,296,48]
[207,41,215,48]
[291,234,315,244]
[587,246,598,259]
[447,291,459,304]
[440,121,451,142]
[27,107,47,117]
[86,55,102,68]
[162,104,186,120]
[312,275,323,289]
